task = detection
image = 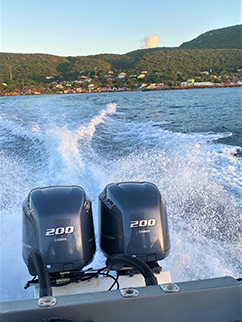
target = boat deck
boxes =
[1,276,241,322]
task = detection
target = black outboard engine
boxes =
[22,186,96,276]
[99,182,170,264]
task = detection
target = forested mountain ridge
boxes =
[179,24,242,49]
[1,48,241,82]
[127,49,241,74]
[0,53,69,80]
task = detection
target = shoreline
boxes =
[1,83,241,97]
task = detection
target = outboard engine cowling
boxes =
[22,186,96,275]
[99,182,170,263]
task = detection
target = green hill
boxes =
[0,25,241,85]
[130,48,242,74]
[125,47,176,58]
[0,53,69,81]
[1,48,241,82]
[94,54,134,69]
[57,56,111,77]
[180,25,242,49]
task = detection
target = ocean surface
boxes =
[0,87,241,302]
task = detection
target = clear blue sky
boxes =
[0,0,241,56]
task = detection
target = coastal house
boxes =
[78,76,92,82]
[88,84,95,92]
[147,83,157,90]
[100,87,111,92]
[64,88,75,94]
[138,71,148,79]
[118,72,126,79]
[187,79,195,84]
[192,82,212,86]
[104,74,114,78]
[140,83,147,89]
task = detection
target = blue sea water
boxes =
[0,87,241,302]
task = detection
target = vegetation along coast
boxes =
[1,25,241,96]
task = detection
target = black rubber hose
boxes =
[106,254,158,286]
[28,248,52,297]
